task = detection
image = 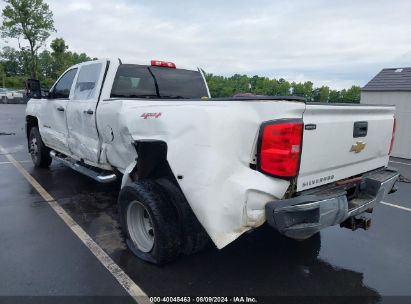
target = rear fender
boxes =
[110,99,306,249]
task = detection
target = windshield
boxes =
[110,64,209,99]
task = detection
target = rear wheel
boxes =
[127,200,155,253]
[118,180,180,264]
[29,127,52,168]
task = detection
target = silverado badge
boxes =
[350,141,366,153]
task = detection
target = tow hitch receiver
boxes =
[340,215,372,231]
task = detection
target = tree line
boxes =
[206,74,361,103]
[0,0,93,88]
[1,0,360,103]
[0,41,93,88]
[0,42,361,103]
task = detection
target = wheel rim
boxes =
[127,200,155,252]
[29,136,39,163]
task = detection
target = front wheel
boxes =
[118,180,180,264]
[29,127,52,168]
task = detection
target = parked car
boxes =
[0,88,24,103]
[25,59,399,264]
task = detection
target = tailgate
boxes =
[297,103,395,192]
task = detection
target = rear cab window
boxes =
[110,64,209,99]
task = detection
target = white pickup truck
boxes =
[25,59,399,264]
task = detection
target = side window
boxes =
[52,68,78,99]
[73,63,103,100]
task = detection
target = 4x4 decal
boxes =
[141,112,162,119]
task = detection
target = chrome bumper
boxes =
[265,168,399,239]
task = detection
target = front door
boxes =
[39,68,78,154]
[66,60,107,164]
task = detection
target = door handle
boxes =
[57,106,65,112]
[84,109,94,115]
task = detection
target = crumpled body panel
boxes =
[97,99,306,248]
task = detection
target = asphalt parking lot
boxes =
[1,104,411,303]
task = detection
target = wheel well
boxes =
[26,115,38,141]
[155,177,210,255]
[131,140,176,182]
[130,140,210,254]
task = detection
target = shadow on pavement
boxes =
[24,163,381,301]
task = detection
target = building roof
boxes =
[362,68,411,92]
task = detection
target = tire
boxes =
[118,180,181,264]
[156,178,210,255]
[29,127,52,168]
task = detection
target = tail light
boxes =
[389,117,396,155]
[151,60,176,68]
[258,120,303,178]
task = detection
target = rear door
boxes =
[297,103,395,192]
[66,60,108,163]
[39,68,78,154]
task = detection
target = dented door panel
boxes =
[66,60,108,163]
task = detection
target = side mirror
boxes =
[25,79,42,99]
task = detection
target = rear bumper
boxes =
[265,168,399,239]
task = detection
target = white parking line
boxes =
[0,146,149,303]
[380,201,411,212]
[389,160,411,166]
[0,160,31,165]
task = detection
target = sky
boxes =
[1,0,411,90]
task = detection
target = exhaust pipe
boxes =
[340,216,371,231]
